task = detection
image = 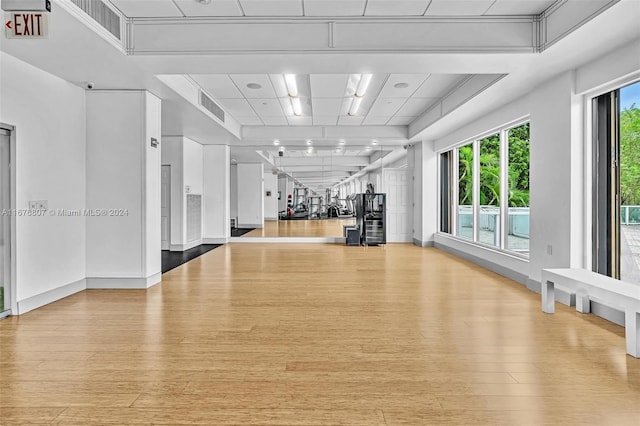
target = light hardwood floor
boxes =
[243,218,356,238]
[1,244,639,425]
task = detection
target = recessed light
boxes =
[273,140,280,145]
[339,139,345,145]
[372,140,378,145]
[306,140,312,145]
[394,82,409,89]
[196,0,211,4]
[246,83,262,89]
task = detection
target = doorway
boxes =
[0,126,13,317]
[383,168,412,242]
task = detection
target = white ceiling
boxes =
[108,0,559,18]
[190,73,468,127]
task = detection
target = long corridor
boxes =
[1,244,639,425]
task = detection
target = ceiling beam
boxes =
[127,17,537,55]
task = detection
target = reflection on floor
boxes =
[161,244,222,273]
[242,218,356,237]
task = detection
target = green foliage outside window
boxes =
[620,104,640,206]
[457,123,530,208]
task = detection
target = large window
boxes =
[441,121,530,256]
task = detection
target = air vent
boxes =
[200,91,225,123]
[71,0,120,40]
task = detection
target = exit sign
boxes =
[5,12,48,38]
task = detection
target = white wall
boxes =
[86,90,161,288]
[264,172,278,220]
[161,137,183,246]
[237,163,264,228]
[203,145,230,243]
[0,52,86,312]
[161,136,203,250]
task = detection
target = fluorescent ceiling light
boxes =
[291,97,302,116]
[349,97,363,116]
[355,74,372,97]
[273,140,280,145]
[284,74,298,98]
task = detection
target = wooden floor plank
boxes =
[1,244,639,425]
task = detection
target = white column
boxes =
[203,145,230,243]
[412,141,438,247]
[237,163,264,228]
[85,90,161,289]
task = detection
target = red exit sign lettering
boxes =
[5,12,48,38]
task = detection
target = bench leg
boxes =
[576,289,590,313]
[625,309,640,358]
[542,280,555,314]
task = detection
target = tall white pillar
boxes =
[85,90,161,288]
[411,141,438,247]
[203,145,230,243]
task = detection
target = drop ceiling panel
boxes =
[261,116,289,125]
[412,74,466,98]
[230,75,278,98]
[310,75,350,98]
[362,116,389,125]
[174,0,243,16]
[395,97,438,117]
[239,0,303,16]
[236,116,264,125]
[108,0,182,17]
[338,116,365,125]
[311,98,344,116]
[425,0,495,16]
[313,116,339,126]
[191,75,244,99]
[216,98,258,117]
[377,74,429,98]
[367,98,407,116]
[287,116,313,125]
[387,116,415,125]
[364,0,429,16]
[304,0,367,16]
[484,0,557,15]
[248,98,286,116]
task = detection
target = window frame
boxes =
[437,117,531,259]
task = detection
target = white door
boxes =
[383,168,412,243]
[0,129,11,314]
[161,165,171,250]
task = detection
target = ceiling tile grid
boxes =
[190,73,471,127]
[109,0,558,18]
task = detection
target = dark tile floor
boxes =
[161,244,222,273]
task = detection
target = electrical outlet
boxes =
[547,245,553,255]
[29,200,48,210]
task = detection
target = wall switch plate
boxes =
[185,185,191,194]
[29,200,48,210]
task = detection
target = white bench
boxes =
[541,268,640,358]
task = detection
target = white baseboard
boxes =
[170,239,202,252]
[86,272,161,289]
[17,278,86,315]
[203,237,229,244]
[238,223,263,229]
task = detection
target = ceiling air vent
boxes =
[70,0,120,40]
[200,91,225,123]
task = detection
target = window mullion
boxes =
[501,129,509,250]
[473,140,480,243]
